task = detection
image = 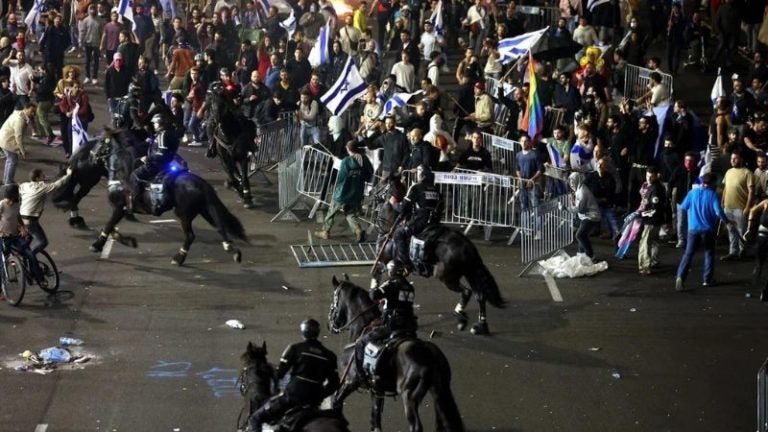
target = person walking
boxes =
[569,172,601,259]
[80,4,104,86]
[675,173,733,291]
[0,103,35,184]
[637,166,671,275]
[314,141,374,241]
[721,151,754,260]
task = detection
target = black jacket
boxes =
[371,129,410,173]
[277,340,339,404]
[407,141,440,171]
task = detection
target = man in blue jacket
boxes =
[675,173,733,292]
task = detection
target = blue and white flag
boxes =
[320,57,368,116]
[259,0,270,14]
[117,0,136,31]
[71,103,90,156]
[498,27,548,64]
[158,0,176,20]
[587,0,610,11]
[379,90,423,119]
[308,20,331,67]
[546,142,565,168]
[164,90,173,106]
[24,0,45,33]
[711,68,724,107]
[280,11,297,38]
[429,0,444,36]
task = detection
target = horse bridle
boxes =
[328,282,379,334]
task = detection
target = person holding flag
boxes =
[58,81,92,158]
[521,51,544,142]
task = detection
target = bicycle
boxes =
[1,244,59,307]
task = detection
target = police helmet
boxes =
[128,83,141,94]
[416,165,433,184]
[300,318,320,339]
[386,260,405,277]
[219,67,230,76]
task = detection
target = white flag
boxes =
[430,0,444,36]
[308,20,331,68]
[711,69,724,108]
[71,103,90,156]
[24,0,44,33]
[117,0,136,31]
[497,27,548,64]
[320,57,368,116]
[280,11,297,38]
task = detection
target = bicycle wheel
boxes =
[36,251,60,294]
[1,254,26,306]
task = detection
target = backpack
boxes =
[113,96,132,128]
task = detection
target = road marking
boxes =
[543,271,563,302]
[149,219,177,224]
[35,425,48,432]
[100,238,114,260]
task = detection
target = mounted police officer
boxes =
[247,319,339,432]
[354,260,417,381]
[393,165,444,272]
[130,114,179,211]
[113,82,142,130]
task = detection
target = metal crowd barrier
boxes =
[543,108,565,138]
[623,64,674,103]
[482,132,521,176]
[759,358,768,432]
[518,194,574,275]
[518,5,561,30]
[271,149,306,222]
[250,117,302,175]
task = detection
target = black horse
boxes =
[56,129,247,265]
[376,223,506,335]
[208,88,258,208]
[328,275,465,432]
[239,341,350,432]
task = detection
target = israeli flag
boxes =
[320,57,368,116]
[280,11,297,38]
[117,0,136,31]
[711,68,724,107]
[546,142,564,168]
[71,103,90,156]
[498,27,548,64]
[587,0,610,11]
[24,0,44,33]
[430,0,444,36]
[378,90,423,119]
[259,0,270,14]
[308,20,331,68]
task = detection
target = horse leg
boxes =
[371,393,385,432]
[172,217,195,266]
[218,150,241,193]
[239,157,254,209]
[199,208,242,263]
[90,205,129,252]
[470,291,490,335]
[401,378,428,432]
[68,204,87,229]
[452,286,472,332]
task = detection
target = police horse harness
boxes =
[328,275,465,432]
[238,341,350,432]
[57,129,247,265]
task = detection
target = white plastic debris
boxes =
[538,253,608,278]
[225,320,245,329]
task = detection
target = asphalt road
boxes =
[0,55,766,432]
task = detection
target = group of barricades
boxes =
[266,119,574,268]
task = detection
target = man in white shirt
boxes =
[418,20,443,62]
[391,50,416,92]
[2,50,35,108]
[297,90,320,146]
[0,104,36,184]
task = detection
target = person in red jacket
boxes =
[58,81,91,158]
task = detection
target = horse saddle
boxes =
[408,225,446,277]
[362,336,413,393]
[275,406,346,432]
[148,157,188,216]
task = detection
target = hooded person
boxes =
[424,114,456,170]
[569,172,601,259]
[326,115,351,158]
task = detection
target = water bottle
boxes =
[59,337,83,346]
[39,347,72,364]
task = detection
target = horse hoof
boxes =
[89,242,104,253]
[69,216,87,229]
[470,322,490,335]
[233,249,242,263]
[454,311,468,331]
[243,201,254,209]
[171,253,186,266]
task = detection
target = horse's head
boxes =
[240,341,275,405]
[329,274,378,336]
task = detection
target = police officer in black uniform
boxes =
[393,165,444,270]
[248,319,340,432]
[130,114,179,208]
[114,83,142,130]
[355,260,417,380]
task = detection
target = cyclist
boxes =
[0,184,45,287]
[19,167,73,255]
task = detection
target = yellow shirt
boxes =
[353,9,367,33]
[722,167,754,209]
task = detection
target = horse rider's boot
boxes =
[314,230,330,240]
[354,227,365,243]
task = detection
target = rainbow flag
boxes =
[521,51,544,142]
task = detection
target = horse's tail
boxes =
[429,345,465,432]
[466,258,506,309]
[204,183,249,243]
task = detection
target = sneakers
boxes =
[91,78,98,86]
[675,277,693,292]
[702,280,716,287]
[314,230,330,239]
[83,78,90,84]
[67,47,77,54]
[675,240,686,249]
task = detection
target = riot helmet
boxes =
[386,260,405,278]
[151,113,165,131]
[416,165,434,185]
[300,318,320,339]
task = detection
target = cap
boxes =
[474,81,485,91]
[113,52,122,60]
[401,4,410,10]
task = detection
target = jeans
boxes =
[576,219,599,258]
[300,123,321,147]
[0,235,42,280]
[3,149,18,184]
[676,203,688,243]
[188,113,203,142]
[107,97,119,120]
[518,184,540,211]
[84,46,100,80]
[676,230,715,283]
[724,208,745,255]
[638,223,660,271]
[600,206,619,238]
